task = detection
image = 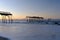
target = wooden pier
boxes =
[26,16,44,23]
[0,11,13,23]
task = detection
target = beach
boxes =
[0,23,60,40]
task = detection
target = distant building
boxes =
[26,16,44,23]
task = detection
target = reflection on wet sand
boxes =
[0,24,60,40]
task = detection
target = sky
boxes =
[0,0,60,19]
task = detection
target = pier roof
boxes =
[26,16,44,19]
[0,11,12,16]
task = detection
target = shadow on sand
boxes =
[0,36,10,40]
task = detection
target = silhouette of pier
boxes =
[0,11,13,23]
[26,16,44,23]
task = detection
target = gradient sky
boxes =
[0,0,60,19]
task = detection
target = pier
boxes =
[0,11,13,23]
[26,16,44,23]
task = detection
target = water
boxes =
[0,23,60,40]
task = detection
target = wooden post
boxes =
[7,15,13,23]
